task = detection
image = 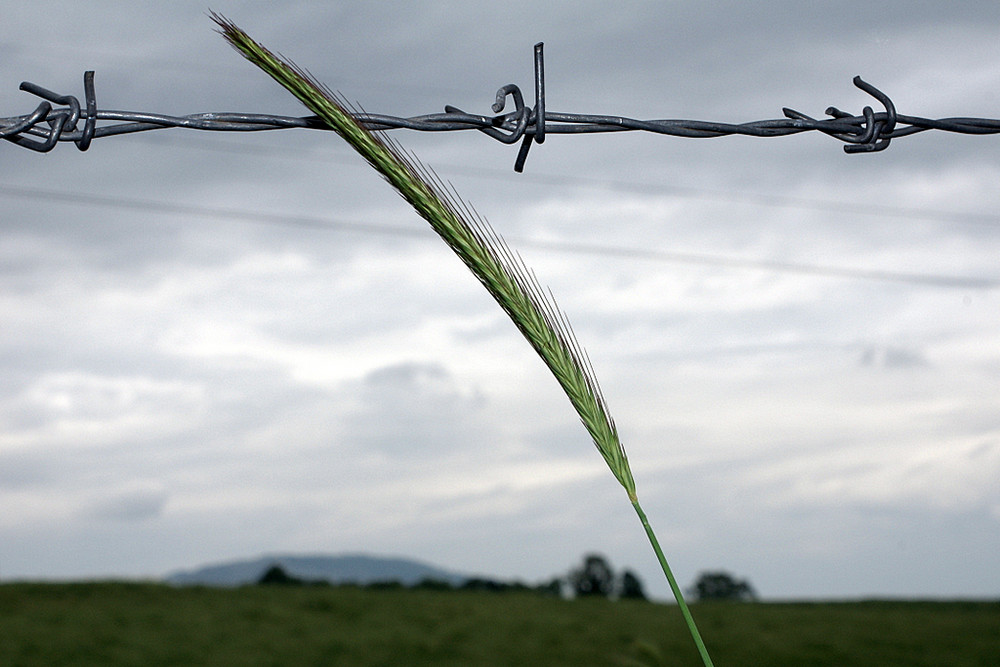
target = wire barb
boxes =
[4,45,1000,170]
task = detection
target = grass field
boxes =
[1,582,997,666]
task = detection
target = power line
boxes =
[135,131,1000,233]
[2,183,995,289]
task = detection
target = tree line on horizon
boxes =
[257,553,757,602]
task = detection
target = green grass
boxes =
[1,583,997,666]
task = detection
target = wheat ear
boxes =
[212,14,713,666]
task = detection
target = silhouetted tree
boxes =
[569,553,615,598]
[688,571,757,601]
[413,577,453,591]
[461,577,506,592]
[534,577,564,597]
[619,569,647,600]
[258,564,302,586]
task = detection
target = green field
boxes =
[1,583,997,666]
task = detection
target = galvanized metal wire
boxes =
[4,43,1000,171]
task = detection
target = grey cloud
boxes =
[0,450,53,489]
[858,344,930,369]
[2,1,999,599]
[84,483,169,522]
[340,362,488,458]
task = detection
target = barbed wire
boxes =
[4,43,1000,172]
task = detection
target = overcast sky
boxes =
[2,1,999,601]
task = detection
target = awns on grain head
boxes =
[212,13,636,500]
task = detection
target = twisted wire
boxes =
[4,43,1000,171]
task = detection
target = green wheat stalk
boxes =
[212,14,713,666]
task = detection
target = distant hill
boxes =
[165,554,468,588]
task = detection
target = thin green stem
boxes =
[212,14,714,665]
[633,499,715,667]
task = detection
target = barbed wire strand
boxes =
[4,43,1000,172]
